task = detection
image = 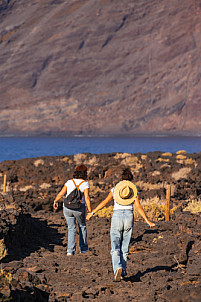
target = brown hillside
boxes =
[0,0,201,136]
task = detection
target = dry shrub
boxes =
[96,202,166,221]
[62,157,71,163]
[114,153,131,159]
[34,159,44,167]
[129,245,138,254]
[162,152,172,157]
[185,158,197,166]
[176,156,196,165]
[183,199,201,214]
[0,239,12,300]
[0,266,12,300]
[0,268,12,285]
[134,202,166,221]
[135,181,163,190]
[40,183,51,189]
[89,183,103,194]
[156,158,170,162]
[74,153,87,164]
[141,155,147,161]
[87,156,99,166]
[120,156,138,164]
[152,171,160,176]
[176,150,187,155]
[172,167,191,181]
[0,239,7,260]
[160,163,171,169]
[96,199,201,222]
[96,205,113,218]
[19,185,33,192]
[176,154,186,160]
[122,159,143,171]
[114,153,143,170]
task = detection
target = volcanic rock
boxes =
[0,152,201,301]
[0,199,200,301]
[0,151,201,212]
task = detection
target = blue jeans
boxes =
[110,210,134,274]
[63,204,88,254]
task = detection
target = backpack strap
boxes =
[72,179,85,190]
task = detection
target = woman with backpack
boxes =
[53,164,92,255]
[87,168,155,282]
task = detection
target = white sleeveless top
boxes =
[65,179,89,204]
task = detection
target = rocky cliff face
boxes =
[0,0,201,136]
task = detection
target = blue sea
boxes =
[0,136,200,163]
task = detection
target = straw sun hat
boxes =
[113,180,138,205]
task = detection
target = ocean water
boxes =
[0,136,200,163]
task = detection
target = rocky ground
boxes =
[0,151,201,301]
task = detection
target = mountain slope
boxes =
[0,0,201,136]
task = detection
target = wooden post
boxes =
[165,185,171,221]
[3,174,7,193]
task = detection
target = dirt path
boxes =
[3,209,199,301]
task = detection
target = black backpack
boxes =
[64,179,85,210]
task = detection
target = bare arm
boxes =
[53,185,67,210]
[84,188,92,213]
[86,191,113,220]
[134,195,155,227]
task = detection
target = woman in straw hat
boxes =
[87,168,155,282]
[54,164,92,255]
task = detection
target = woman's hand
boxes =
[53,185,67,211]
[86,213,93,221]
[147,221,156,227]
[86,192,113,221]
[53,200,58,210]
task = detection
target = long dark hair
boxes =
[73,170,87,180]
[121,167,133,181]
